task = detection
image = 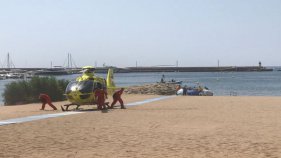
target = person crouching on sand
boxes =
[110,88,126,109]
[39,93,57,110]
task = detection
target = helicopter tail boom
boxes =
[106,68,116,94]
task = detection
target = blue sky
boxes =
[0,0,280,68]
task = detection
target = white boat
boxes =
[33,68,69,75]
[176,82,213,96]
[5,73,24,79]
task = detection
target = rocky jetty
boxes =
[124,83,178,95]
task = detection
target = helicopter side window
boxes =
[78,80,94,93]
[103,79,107,89]
[93,81,105,91]
[97,82,102,89]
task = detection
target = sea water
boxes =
[1,71,281,105]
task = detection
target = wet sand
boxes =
[1,95,281,158]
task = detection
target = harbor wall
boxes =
[0,66,273,74]
[125,66,273,72]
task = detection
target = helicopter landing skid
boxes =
[61,102,110,111]
[61,103,80,111]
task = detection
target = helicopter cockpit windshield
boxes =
[66,80,94,94]
[65,80,106,94]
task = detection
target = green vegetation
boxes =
[2,76,69,105]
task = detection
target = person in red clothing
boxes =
[94,88,108,110]
[110,88,126,109]
[39,93,57,110]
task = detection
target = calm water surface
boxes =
[1,71,281,105]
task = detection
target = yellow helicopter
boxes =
[61,66,116,111]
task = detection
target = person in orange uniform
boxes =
[39,93,57,110]
[94,88,108,110]
[110,88,126,109]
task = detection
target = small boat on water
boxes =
[162,80,183,84]
[159,74,182,84]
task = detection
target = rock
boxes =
[124,83,178,95]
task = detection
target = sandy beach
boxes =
[1,94,281,158]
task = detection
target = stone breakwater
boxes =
[124,83,178,95]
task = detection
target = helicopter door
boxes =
[65,80,94,94]
[77,80,94,94]
[77,80,94,99]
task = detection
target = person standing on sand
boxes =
[39,93,57,110]
[183,85,188,96]
[94,88,108,110]
[161,74,165,83]
[110,88,126,109]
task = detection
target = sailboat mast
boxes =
[67,53,70,68]
[70,53,72,68]
[7,52,10,69]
